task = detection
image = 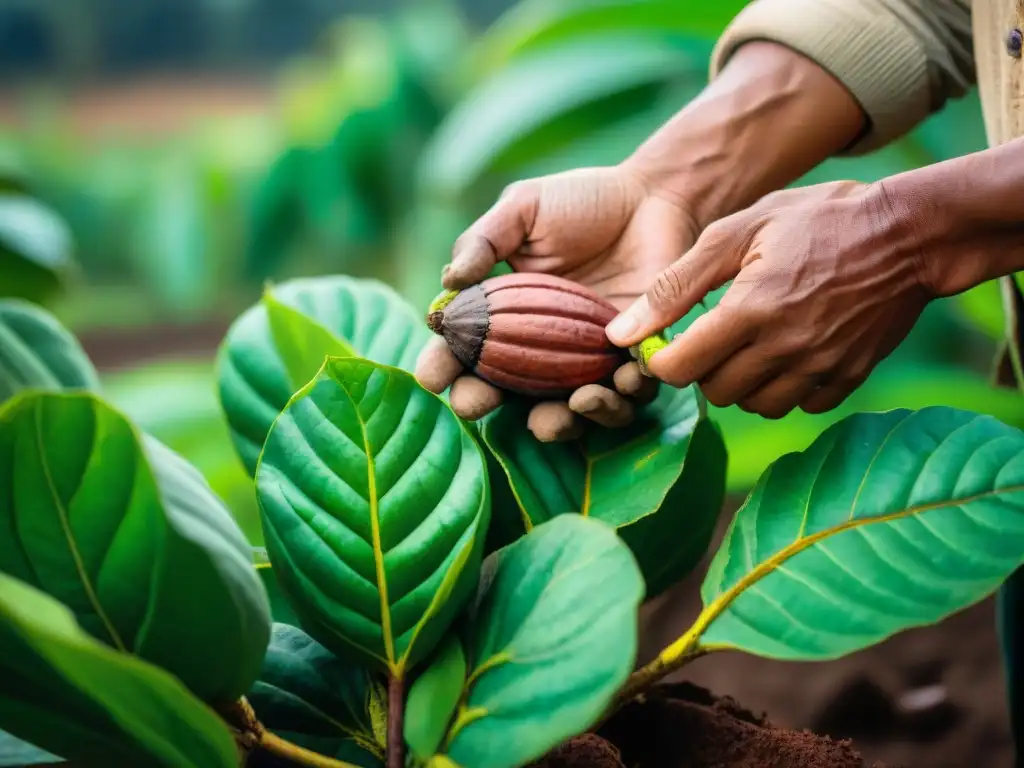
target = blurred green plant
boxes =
[0,0,1014,498]
[0,179,76,306]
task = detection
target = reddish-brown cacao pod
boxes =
[427,273,628,398]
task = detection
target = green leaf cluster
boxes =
[5,265,1024,768]
[3,3,1024,763]
[0,299,272,767]
[215,275,649,764]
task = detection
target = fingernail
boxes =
[606,297,649,344]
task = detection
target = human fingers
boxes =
[527,401,585,442]
[449,375,503,421]
[415,335,464,394]
[646,305,753,389]
[443,182,539,290]
[568,384,635,428]
[605,223,744,348]
[798,372,867,414]
[612,361,659,405]
[738,373,822,419]
[695,344,779,408]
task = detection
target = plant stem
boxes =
[387,673,406,768]
[220,697,360,768]
[261,732,361,768]
[615,631,712,707]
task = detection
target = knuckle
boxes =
[804,348,844,376]
[841,360,874,385]
[649,265,687,310]
[700,382,734,409]
[501,180,534,204]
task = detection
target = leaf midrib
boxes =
[696,483,1024,642]
[341,379,395,670]
[34,404,126,651]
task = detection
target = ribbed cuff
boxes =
[709,0,931,156]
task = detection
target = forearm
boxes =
[880,137,1024,298]
[623,42,865,229]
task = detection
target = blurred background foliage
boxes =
[0,0,1013,542]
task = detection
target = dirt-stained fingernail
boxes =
[450,376,503,421]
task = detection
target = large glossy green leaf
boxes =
[246,623,384,767]
[483,385,726,596]
[441,515,644,768]
[404,634,466,760]
[0,193,74,304]
[0,572,237,768]
[218,276,431,475]
[476,0,747,73]
[253,548,301,627]
[0,730,60,766]
[102,359,262,546]
[418,36,709,197]
[0,299,98,404]
[255,357,490,676]
[0,390,272,702]
[690,407,1024,659]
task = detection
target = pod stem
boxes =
[630,333,670,376]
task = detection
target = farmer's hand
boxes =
[605,180,932,418]
[415,165,699,441]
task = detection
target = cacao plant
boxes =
[1,274,1022,768]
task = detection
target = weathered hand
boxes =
[605,180,932,418]
[415,165,699,441]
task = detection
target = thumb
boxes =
[443,181,539,290]
[606,225,741,347]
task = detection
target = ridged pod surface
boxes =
[428,273,627,398]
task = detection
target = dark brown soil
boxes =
[531,683,882,768]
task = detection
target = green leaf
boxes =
[218,275,431,476]
[482,385,726,596]
[102,358,262,546]
[0,730,60,766]
[0,299,99,404]
[0,572,237,768]
[246,623,384,767]
[405,634,466,760]
[253,548,301,627]
[419,36,709,197]
[443,515,644,768]
[691,407,1024,659]
[264,290,356,392]
[0,193,74,305]
[476,0,747,73]
[0,390,272,702]
[255,357,490,675]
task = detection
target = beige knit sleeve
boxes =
[709,0,975,154]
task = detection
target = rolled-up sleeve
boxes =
[709,0,975,154]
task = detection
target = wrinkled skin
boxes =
[605,180,932,419]
[415,166,695,441]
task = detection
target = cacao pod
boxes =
[427,273,628,398]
